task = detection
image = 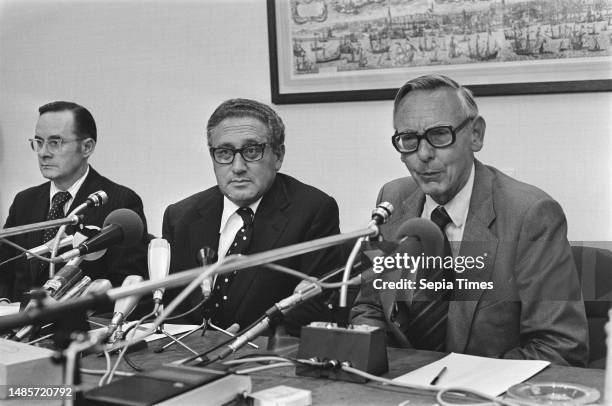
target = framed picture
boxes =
[267,0,612,104]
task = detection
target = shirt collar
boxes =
[219,196,262,233]
[422,162,475,228]
[49,165,90,204]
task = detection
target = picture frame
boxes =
[267,0,612,104]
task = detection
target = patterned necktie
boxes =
[406,205,454,351]
[208,207,254,326]
[40,191,72,273]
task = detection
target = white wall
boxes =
[0,0,610,241]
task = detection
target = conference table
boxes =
[73,327,605,405]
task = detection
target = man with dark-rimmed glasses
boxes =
[162,98,341,333]
[0,101,148,304]
[352,75,588,366]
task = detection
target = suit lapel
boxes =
[189,191,223,264]
[28,183,51,281]
[448,160,498,352]
[67,166,101,213]
[229,176,289,307]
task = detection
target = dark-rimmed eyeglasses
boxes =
[209,143,271,164]
[28,137,81,154]
[391,116,474,153]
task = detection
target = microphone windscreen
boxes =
[394,218,444,257]
[102,209,144,248]
[148,238,171,281]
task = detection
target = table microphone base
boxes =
[296,323,388,383]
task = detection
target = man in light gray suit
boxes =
[351,75,588,367]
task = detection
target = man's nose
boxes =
[415,138,435,161]
[38,143,53,159]
[230,153,248,173]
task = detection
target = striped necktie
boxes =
[405,205,454,351]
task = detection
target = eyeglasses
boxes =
[391,116,474,153]
[28,137,80,153]
[209,143,271,164]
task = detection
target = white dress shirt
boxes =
[49,165,90,214]
[421,162,475,257]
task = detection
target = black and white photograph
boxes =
[0,0,610,405]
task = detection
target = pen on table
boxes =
[430,366,447,386]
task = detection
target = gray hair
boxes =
[206,98,285,151]
[393,74,479,118]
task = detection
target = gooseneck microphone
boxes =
[56,209,144,263]
[338,202,395,317]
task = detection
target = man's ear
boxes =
[274,144,285,171]
[81,138,96,157]
[470,116,485,152]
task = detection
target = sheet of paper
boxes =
[137,323,197,342]
[393,352,550,396]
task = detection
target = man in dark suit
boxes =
[0,101,148,303]
[162,98,340,331]
[351,75,588,366]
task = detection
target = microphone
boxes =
[25,225,102,260]
[81,279,112,296]
[356,217,444,284]
[368,202,394,228]
[56,209,144,263]
[218,282,323,360]
[197,247,217,301]
[25,235,73,259]
[85,191,108,208]
[81,279,112,317]
[148,239,171,303]
[59,276,92,301]
[36,262,84,300]
[66,191,109,217]
[106,275,144,342]
[13,263,84,341]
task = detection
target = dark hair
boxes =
[38,101,97,141]
[393,74,479,118]
[206,99,285,150]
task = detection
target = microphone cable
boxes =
[177,314,267,367]
[0,252,26,268]
[0,238,56,263]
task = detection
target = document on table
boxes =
[393,352,550,396]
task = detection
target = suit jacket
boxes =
[162,173,341,330]
[351,160,588,367]
[0,167,149,302]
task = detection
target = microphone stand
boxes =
[151,303,205,356]
[0,215,82,239]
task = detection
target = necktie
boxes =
[39,191,72,273]
[207,207,254,326]
[405,205,454,351]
